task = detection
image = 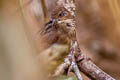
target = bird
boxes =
[40,5,76,47]
[38,1,76,74]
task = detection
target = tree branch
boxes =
[53,41,84,80]
[52,0,116,80]
[74,42,116,80]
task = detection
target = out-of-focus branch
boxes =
[40,0,48,22]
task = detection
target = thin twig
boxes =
[53,58,70,77]
[71,52,83,80]
[72,59,83,80]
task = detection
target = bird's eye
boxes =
[59,11,68,17]
[67,23,71,27]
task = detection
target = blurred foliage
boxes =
[55,75,77,80]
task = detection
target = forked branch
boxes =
[53,0,116,80]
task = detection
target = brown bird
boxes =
[40,5,76,47]
[38,0,76,74]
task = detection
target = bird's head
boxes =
[50,6,76,40]
[51,6,75,28]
